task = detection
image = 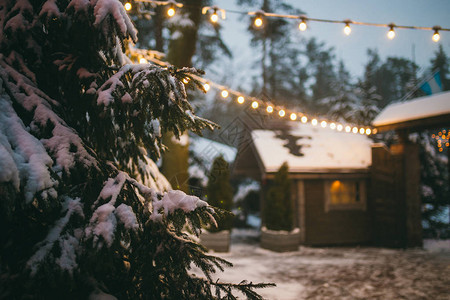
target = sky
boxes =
[210,0,450,89]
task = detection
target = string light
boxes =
[124,2,132,11]
[252,11,265,28]
[344,21,352,35]
[134,48,376,136]
[139,57,148,63]
[182,77,190,84]
[387,24,396,39]
[432,26,441,42]
[352,127,358,133]
[221,90,229,98]
[130,1,449,42]
[202,6,226,24]
[299,16,307,31]
[359,128,365,134]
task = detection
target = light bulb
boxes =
[203,83,210,92]
[299,20,307,31]
[254,17,263,27]
[210,12,219,23]
[373,129,378,134]
[252,101,259,109]
[330,123,336,130]
[365,128,371,135]
[237,96,245,104]
[321,121,327,128]
[359,128,365,134]
[266,105,273,113]
[337,124,343,131]
[312,119,318,126]
[433,31,440,42]
[345,126,351,133]
[290,113,297,121]
[182,77,190,84]
[221,90,228,98]
[278,110,285,117]
[301,116,308,123]
[352,127,358,134]
[344,23,351,35]
[124,2,132,11]
[387,25,395,39]
[139,57,147,64]
[167,7,176,17]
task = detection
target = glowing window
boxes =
[325,180,366,211]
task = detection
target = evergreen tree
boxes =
[430,44,450,91]
[263,162,293,231]
[0,0,271,298]
[206,156,234,232]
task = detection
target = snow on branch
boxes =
[93,0,137,42]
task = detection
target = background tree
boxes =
[0,0,271,298]
[263,162,293,231]
[429,44,450,91]
[206,156,234,232]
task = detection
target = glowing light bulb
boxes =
[301,116,308,123]
[237,96,245,104]
[221,90,228,98]
[337,124,343,131]
[352,127,358,134]
[290,113,297,121]
[365,128,371,135]
[124,2,132,11]
[387,25,395,39]
[254,17,263,27]
[266,105,273,113]
[359,128,365,134]
[210,12,219,23]
[167,7,176,17]
[433,32,440,42]
[312,119,318,126]
[203,83,210,92]
[330,123,336,130]
[321,121,327,128]
[139,58,147,64]
[182,77,190,84]
[252,101,259,109]
[345,126,351,133]
[279,110,286,117]
[299,20,307,31]
[344,23,351,35]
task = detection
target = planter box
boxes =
[260,228,301,252]
[200,230,230,252]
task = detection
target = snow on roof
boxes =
[372,91,450,127]
[252,123,372,173]
[190,136,237,165]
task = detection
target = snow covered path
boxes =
[201,230,450,300]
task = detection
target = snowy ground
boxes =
[196,230,450,300]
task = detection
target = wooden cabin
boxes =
[234,122,374,246]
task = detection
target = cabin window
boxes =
[324,180,366,211]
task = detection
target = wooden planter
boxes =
[200,230,231,252]
[260,228,301,252]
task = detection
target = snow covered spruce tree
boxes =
[0,0,272,298]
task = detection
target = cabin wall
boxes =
[300,179,371,245]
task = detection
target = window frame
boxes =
[324,179,367,212]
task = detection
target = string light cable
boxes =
[128,46,376,136]
[126,0,449,41]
